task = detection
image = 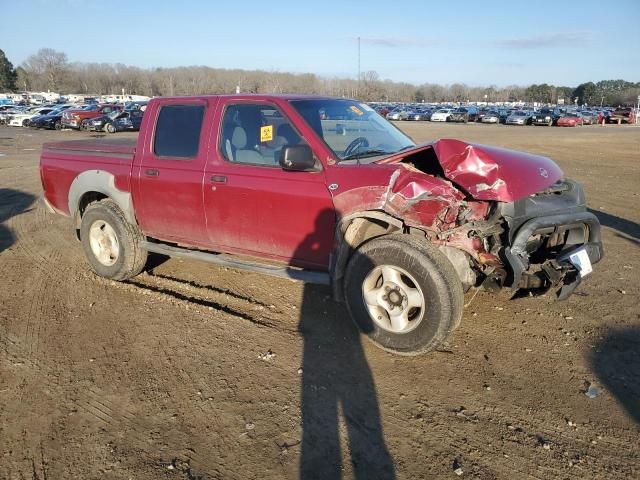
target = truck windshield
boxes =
[289,99,415,162]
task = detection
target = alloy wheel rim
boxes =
[362,265,425,334]
[89,220,120,266]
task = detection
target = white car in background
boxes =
[430,108,454,122]
[7,107,56,127]
[0,106,24,125]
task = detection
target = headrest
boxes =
[231,127,247,149]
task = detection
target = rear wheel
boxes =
[344,235,463,355]
[54,120,62,130]
[81,119,90,131]
[22,119,30,127]
[80,200,147,280]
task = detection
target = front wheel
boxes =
[344,235,464,355]
[105,123,116,134]
[80,200,147,280]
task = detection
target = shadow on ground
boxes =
[590,326,640,424]
[295,209,395,479]
[0,188,36,253]
[588,208,640,245]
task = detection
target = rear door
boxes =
[134,98,214,246]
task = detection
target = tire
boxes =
[22,119,30,127]
[54,120,62,130]
[80,199,147,281]
[81,119,90,131]
[105,123,116,134]
[344,235,464,355]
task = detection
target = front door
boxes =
[203,100,335,269]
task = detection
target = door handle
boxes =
[210,175,227,184]
[145,169,159,177]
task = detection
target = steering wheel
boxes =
[342,136,369,158]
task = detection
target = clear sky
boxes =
[3,0,639,86]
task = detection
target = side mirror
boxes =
[279,145,316,171]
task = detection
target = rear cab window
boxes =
[154,104,205,159]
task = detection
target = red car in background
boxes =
[556,112,584,127]
[61,104,123,130]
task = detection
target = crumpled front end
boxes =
[497,179,603,299]
[332,140,602,300]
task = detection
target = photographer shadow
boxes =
[590,326,640,424]
[295,209,395,479]
[0,188,36,253]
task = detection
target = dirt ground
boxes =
[0,121,638,480]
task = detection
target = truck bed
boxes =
[41,137,137,217]
[43,137,137,157]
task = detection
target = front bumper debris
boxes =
[498,179,603,299]
[503,211,603,299]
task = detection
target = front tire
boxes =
[80,200,147,281]
[344,235,463,355]
[105,123,116,134]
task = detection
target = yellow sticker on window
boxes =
[350,105,364,116]
[260,125,273,142]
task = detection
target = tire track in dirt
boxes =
[0,322,241,480]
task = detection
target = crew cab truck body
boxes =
[40,95,603,355]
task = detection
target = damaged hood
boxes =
[380,139,563,202]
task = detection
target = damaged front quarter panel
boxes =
[383,165,465,230]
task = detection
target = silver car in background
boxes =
[506,110,532,125]
[481,111,500,124]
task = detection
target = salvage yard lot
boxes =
[0,123,638,479]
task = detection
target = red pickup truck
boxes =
[40,95,603,355]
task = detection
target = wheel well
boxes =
[73,191,108,236]
[331,212,405,302]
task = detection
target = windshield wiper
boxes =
[396,145,416,152]
[341,149,391,161]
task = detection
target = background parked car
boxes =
[89,109,144,133]
[449,106,479,123]
[7,107,56,127]
[531,108,557,126]
[0,106,25,125]
[607,107,636,124]
[557,112,584,127]
[61,104,123,130]
[430,108,454,122]
[506,110,532,126]
[30,110,65,130]
[386,107,410,121]
[580,111,597,125]
[480,110,500,124]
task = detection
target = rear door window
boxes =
[154,105,205,158]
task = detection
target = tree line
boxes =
[1,48,638,106]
